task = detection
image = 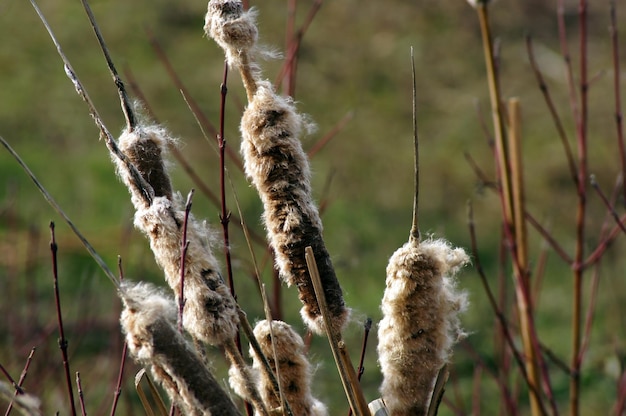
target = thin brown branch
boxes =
[610,1,626,200]
[50,223,77,416]
[76,373,87,416]
[4,347,36,416]
[525,34,578,187]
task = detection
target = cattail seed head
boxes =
[120,282,242,416]
[204,0,258,68]
[134,196,239,345]
[250,320,328,416]
[240,82,349,335]
[377,238,468,416]
[117,125,174,201]
[115,124,175,210]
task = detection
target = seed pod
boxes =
[240,82,349,335]
[120,282,242,416]
[117,125,174,204]
[250,320,328,416]
[377,239,468,416]
[134,196,239,345]
[205,0,349,335]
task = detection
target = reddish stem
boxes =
[76,372,87,416]
[50,222,77,416]
[610,1,626,200]
[4,347,36,416]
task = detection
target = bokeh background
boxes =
[1,0,625,414]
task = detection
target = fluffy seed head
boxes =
[377,238,469,416]
[114,124,175,210]
[240,82,349,335]
[204,0,258,68]
[117,125,174,201]
[134,196,239,345]
[120,282,242,416]
[250,320,328,416]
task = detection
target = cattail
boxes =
[120,282,242,416]
[205,0,349,335]
[204,0,260,98]
[250,320,328,416]
[114,123,239,346]
[117,125,174,205]
[377,239,468,416]
[134,196,239,345]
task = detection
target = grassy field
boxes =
[1,0,626,414]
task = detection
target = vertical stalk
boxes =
[609,1,626,200]
[476,4,514,229]
[50,222,77,416]
[508,99,542,416]
[571,2,588,415]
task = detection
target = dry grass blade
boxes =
[304,247,369,416]
[134,369,168,416]
[426,365,450,416]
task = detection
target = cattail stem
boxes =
[410,47,420,244]
[476,3,514,231]
[507,99,544,415]
[305,247,368,416]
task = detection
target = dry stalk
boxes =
[304,247,369,416]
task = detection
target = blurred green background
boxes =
[1,0,625,414]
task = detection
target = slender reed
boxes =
[76,373,87,416]
[49,222,78,416]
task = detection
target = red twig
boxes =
[590,176,626,234]
[347,318,372,416]
[525,34,578,187]
[110,258,128,416]
[467,202,546,413]
[50,222,77,416]
[4,347,36,416]
[76,373,87,416]
[0,364,23,396]
[610,1,626,201]
[276,0,323,97]
[144,29,244,172]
